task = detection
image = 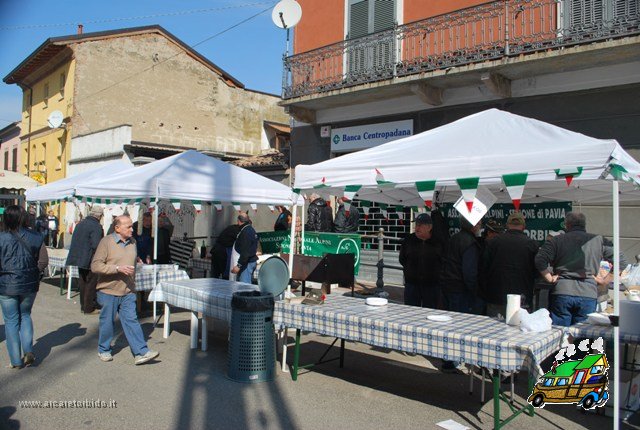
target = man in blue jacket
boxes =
[66,205,104,314]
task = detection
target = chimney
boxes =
[77,24,83,35]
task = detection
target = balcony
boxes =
[282,0,640,101]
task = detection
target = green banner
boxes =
[258,231,361,275]
[441,201,572,244]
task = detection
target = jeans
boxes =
[238,260,257,284]
[404,283,440,309]
[97,292,149,356]
[549,294,597,327]
[0,292,37,367]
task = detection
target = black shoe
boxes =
[23,352,35,366]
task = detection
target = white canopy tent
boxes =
[293,109,640,429]
[25,160,133,203]
[0,169,38,190]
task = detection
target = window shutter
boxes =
[569,0,604,27]
[373,0,395,32]
[614,0,639,18]
[349,0,369,39]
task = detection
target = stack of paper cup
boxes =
[506,294,521,326]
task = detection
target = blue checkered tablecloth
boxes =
[48,256,79,278]
[148,278,258,322]
[188,258,211,271]
[566,322,640,344]
[274,295,565,378]
[135,269,190,292]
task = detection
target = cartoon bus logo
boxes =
[528,353,609,410]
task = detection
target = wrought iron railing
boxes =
[282,0,640,99]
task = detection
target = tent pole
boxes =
[287,202,297,294]
[301,200,306,255]
[613,180,620,430]
[153,181,160,321]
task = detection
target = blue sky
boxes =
[0,0,289,127]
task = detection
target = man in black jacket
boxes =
[305,194,333,232]
[481,212,539,317]
[399,213,443,308]
[66,205,104,314]
[211,223,241,279]
[230,213,258,284]
[440,217,483,315]
[333,197,360,233]
[535,211,627,326]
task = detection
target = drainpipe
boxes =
[22,84,34,178]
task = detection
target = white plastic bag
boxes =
[621,264,640,288]
[519,308,552,332]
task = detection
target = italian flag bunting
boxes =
[395,205,404,224]
[360,200,371,220]
[343,185,362,201]
[268,205,275,212]
[375,169,394,187]
[171,199,181,211]
[250,203,258,212]
[456,177,480,212]
[379,203,389,221]
[232,202,241,211]
[313,177,329,188]
[502,173,528,210]
[192,200,202,212]
[555,167,583,186]
[609,164,629,182]
[213,201,223,212]
[415,180,436,209]
[343,200,351,215]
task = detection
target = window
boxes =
[587,375,605,384]
[3,152,8,170]
[347,0,396,75]
[556,378,569,386]
[43,83,49,108]
[59,73,66,98]
[543,378,554,387]
[591,365,604,374]
[12,148,17,171]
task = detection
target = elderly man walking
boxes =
[91,215,159,364]
[67,205,104,314]
[535,211,627,326]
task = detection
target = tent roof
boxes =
[74,150,298,205]
[0,170,38,190]
[294,109,640,205]
[25,160,133,202]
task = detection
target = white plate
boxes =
[365,297,388,307]
[427,315,453,322]
[586,312,611,325]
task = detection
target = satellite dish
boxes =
[271,0,302,29]
[47,110,64,129]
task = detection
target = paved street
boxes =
[0,279,615,430]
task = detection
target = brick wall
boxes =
[351,200,410,252]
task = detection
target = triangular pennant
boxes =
[456,177,479,212]
[343,201,351,216]
[502,173,528,210]
[250,203,258,212]
[415,180,436,209]
[555,167,583,186]
[360,201,371,220]
[232,202,241,211]
[268,205,275,212]
[171,199,181,211]
[313,177,329,188]
[343,185,362,201]
[213,202,222,211]
[395,205,404,224]
[375,169,394,186]
[192,200,202,212]
[379,203,389,220]
[609,164,629,181]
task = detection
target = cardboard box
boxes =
[605,368,640,417]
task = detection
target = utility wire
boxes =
[0,2,275,31]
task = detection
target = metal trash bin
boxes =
[227,291,276,383]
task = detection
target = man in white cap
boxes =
[66,205,104,314]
